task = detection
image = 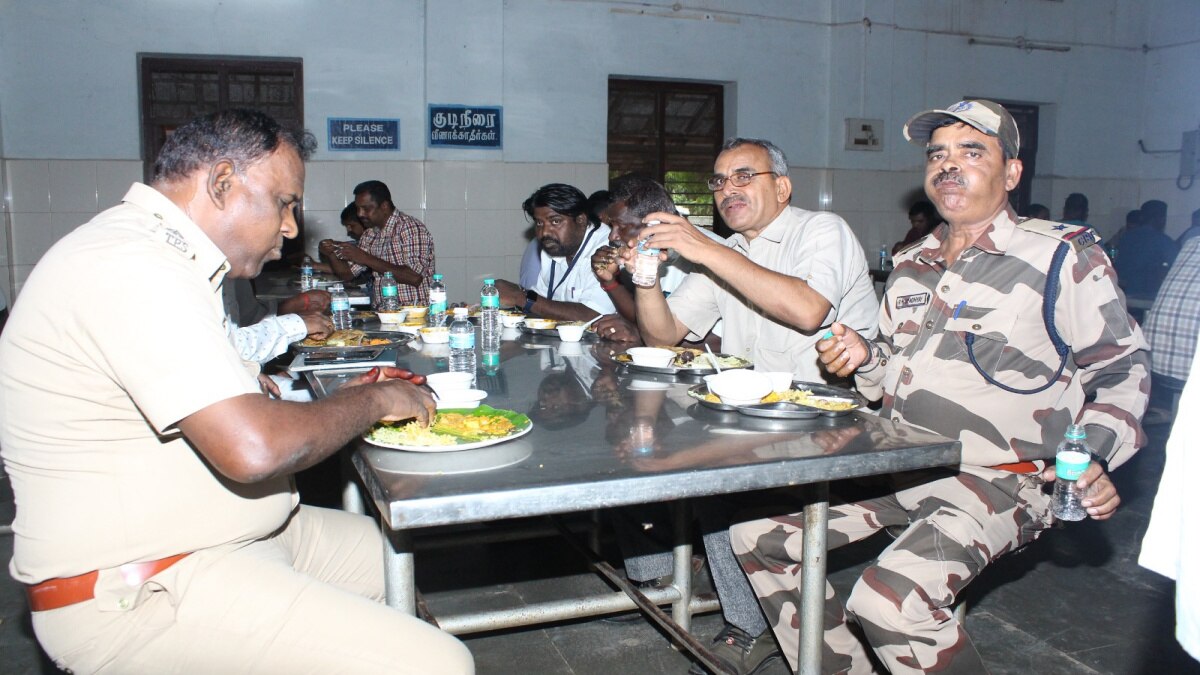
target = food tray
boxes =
[686,381,867,419]
[292,331,415,354]
[615,351,752,377]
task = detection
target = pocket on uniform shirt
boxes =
[945,307,1020,379]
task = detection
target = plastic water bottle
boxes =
[878,246,890,271]
[300,255,314,291]
[1051,424,1093,521]
[428,273,448,327]
[630,239,661,287]
[480,278,501,350]
[377,272,401,312]
[330,283,353,330]
[448,307,476,380]
[481,345,500,377]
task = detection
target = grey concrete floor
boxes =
[2,418,1198,674]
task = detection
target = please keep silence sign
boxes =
[327,119,400,151]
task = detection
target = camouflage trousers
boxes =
[730,469,1052,674]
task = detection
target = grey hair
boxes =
[720,137,788,176]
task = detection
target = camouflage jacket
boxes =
[857,208,1149,471]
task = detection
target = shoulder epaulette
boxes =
[893,238,925,257]
[1016,217,1098,251]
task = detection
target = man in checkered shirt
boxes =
[321,180,435,306]
[1144,235,1200,389]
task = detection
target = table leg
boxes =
[382,522,416,615]
[671,500,694,631]
[799,482,829,675]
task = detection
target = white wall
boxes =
[2,0,1198,303]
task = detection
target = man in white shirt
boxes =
[632,137,878,382]
[590,173,725,344]
[223,279,332,364]
[495,183,616,320]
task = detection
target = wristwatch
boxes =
[523,289,538,314]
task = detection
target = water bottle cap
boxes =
[484,278,495,284]
[384,271,394,279]
[1065,424,1086,440]
[453,307,467,316]
[433,273,443,280]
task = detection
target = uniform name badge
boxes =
[895,292,930,310]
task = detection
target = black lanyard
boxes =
[546,225,598,301]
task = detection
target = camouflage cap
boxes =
[903,99,1020,158]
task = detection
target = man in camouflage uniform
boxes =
[730,100,1149,674]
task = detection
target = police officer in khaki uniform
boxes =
[731,100,1150,674]
[0,110,472,674]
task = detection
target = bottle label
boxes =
[449,333,475,349]
[1055,449,1091,481]
[482,351,500,368]
[331,298,351,312]
[481,294,500,309]
[430,301,447,314]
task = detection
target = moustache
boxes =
[540,236,562,249]
[932,172,965,187]
[720,196,747,210]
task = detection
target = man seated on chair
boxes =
[731,99,1149,673]
[0,109,471,674]
[495,183,616,321]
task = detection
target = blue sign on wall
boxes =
[327,118,400,151]
[428,105,502,149]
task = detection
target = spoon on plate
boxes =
[704,343,723,373]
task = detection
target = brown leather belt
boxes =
[26,553,190,612]
[989,461,1040,475]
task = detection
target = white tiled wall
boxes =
[3,157,1163,309]
[2,159,143,300]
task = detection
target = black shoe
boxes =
[687,624,782,675]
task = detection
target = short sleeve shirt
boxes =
[534,224,617,315]
[666,206,878,380]
[351,210,436,306]
[0,183,295,584]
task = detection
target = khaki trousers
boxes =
[33,505,473,674]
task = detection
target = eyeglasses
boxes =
[706,171,777,191]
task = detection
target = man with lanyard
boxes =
[496,183,616,320]
[732,99,1148,674]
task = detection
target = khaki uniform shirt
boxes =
[667,206,878,381]
[858,209,1150,472]
[0,183,295,587]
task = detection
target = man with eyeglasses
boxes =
[629,137,878,383]
[619,137,877,673]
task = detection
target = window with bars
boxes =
[138,54,304,178]
[138,54,306,266]
[607,79,724,231]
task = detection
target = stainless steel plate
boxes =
[292,331,415,354]
[687,381,866,419]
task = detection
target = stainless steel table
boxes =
[307,331,960,675]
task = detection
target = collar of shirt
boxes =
[915,206,1020,266]
[122,182,233,290]
[727,205,792,253]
